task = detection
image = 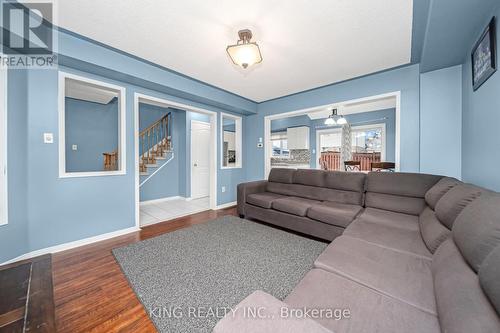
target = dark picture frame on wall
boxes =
[472,17,497,91]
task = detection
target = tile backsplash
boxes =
[271,149,311,166]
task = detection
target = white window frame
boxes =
[220,112,242,169]
[0,67,7,226]
[315,123,386,169]
[58,71,127,178]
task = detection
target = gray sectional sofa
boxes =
[215,168,500,332]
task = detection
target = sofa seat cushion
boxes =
[246,192,285,209]
[307,202,362,228]
[314,236,436,315]
[213,290,332,333]
[284,269,440,333]
[344,219,432,259]
[356,208,419,231]
[272,196,320,216]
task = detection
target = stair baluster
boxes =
[139,112,172,175]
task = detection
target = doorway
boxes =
[191,120,211,199]
[134,93,217,228]
[264,91,401,177]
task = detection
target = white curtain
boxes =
[340,123,352,169]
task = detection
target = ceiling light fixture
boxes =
[226,29,263,69]
[324,108,338,125]
[337,115,347,125]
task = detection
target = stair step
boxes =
[140,172,149,176]
[145,164,158,168]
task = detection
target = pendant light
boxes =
[226,29,263,69]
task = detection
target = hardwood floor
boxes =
[52,207,237,333]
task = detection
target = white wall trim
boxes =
[315,123,387,169]
[216,201,237,209]
[139,195,183,205]
[220,112,242,169]
[58,71,127,178]
[134,93,218,230]
[1,226,140,266]
[139,152,175,187]
[264,91,401,176]
[0,65,7,226]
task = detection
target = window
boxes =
[220,113,242,168]
[271,131,290,157]
[0,67,6,226]
[59,72,126,177]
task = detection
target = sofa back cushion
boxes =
[419,206,451,253]
[453,193,500,273]
[479,245,500,315]
[365,172,442,215]
[293,169,326,187]
[323,170,366,193]
[266,182,363,205]
[432,239,500,332]
[435,184,483,229]
[425,177,461,209]
[266,168,365,205]
[268,168,295,184]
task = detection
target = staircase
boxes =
[139,112,173,178]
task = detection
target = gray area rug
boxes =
[113,216,327,333]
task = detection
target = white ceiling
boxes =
[57,0,413,102]
[66,78,118,104]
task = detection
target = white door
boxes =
[191,121,211,199]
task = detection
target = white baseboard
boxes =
[1,226,140,266]
[215,201,237,210]
[140,196,184,205]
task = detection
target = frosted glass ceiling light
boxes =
[337,115,347,125]
[226,29,263,69]
[324,108,339,125]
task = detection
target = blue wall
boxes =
[0,28,250,262]
[462,3,500,190]
[270,109,396,168]
[246,64,421,180]
[65,97,119,172]
[0,69,29,262]
[420,65,462,179]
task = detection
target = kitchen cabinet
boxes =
[287,126,310,149]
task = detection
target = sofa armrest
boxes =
[237,180,268,216]
[213,290,332,333]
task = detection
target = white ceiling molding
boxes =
[307,96,397,120]
[57,0,413,102]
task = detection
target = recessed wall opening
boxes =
[265,92,400,176]
[134,94,217,227]
[58,72,126,178]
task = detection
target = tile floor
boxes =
[140,197,210,226]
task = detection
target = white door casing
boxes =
[191,120,211,199]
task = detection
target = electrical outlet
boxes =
[43,133,53,144]
[221,186,226,193]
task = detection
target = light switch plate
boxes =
[43,133,54,144]
[221,186,226,193]
[72,144,78,151]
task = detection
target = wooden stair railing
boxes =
[139,112,172,173]
[103,151,118,171]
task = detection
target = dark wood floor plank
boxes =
[25,256,56,333]
[0,263,30,323]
